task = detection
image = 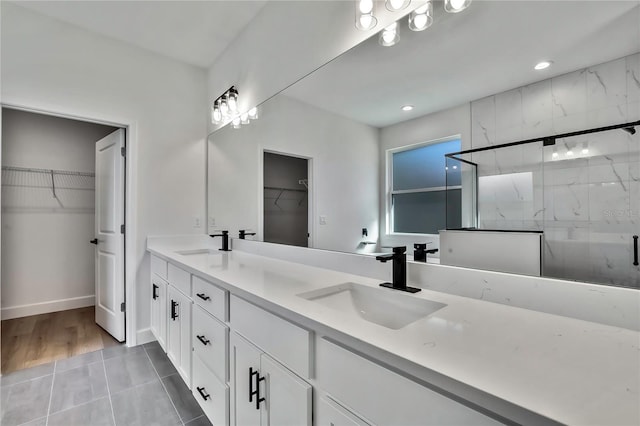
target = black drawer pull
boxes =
[171,300,178,320]
[633,235,638,266]
[196,293,211,301]
[196,335,210,345]
[152,284,158,300]
[196,386,211,401]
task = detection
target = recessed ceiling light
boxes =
[534,61,552,70]
[401,105,414,111]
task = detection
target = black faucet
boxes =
[209,230,231,251]
[413,243,439,263]
[375,246,421,293]
[239,230,256,240]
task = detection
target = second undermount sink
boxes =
[175,249,221,256]
[297,282,446,330]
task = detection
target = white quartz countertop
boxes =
[148,239,640,426]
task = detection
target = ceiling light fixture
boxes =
[534,61,552,70]
[401,105,414,111]
[356,0,378,30]
[385,0,411,12]
[444,0,472,13]
[408,1,433,31]
[379,21,400,47]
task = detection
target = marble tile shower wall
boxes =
[470,53,640,287]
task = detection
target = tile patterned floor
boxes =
[0,342,212,426]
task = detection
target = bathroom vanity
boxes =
[147,235,639,426]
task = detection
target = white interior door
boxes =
[94,128,125,341]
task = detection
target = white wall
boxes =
[209,95,379,253]
[207,1,426,134]
[378,103,472,251]
[1,109,117,318]
[1,3,208,339]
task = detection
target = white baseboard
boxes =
[1,295,96,320]
[135,327,155,346]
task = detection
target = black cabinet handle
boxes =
[196,386,211,401]
[634,235,638,266]
[196,335,210,345]
[196,293,211,301]
[249,367,266,410]
[152,284,158,300]
[171,300,178,320]
[90,238,98,245]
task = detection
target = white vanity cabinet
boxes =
[166,269,193,388]
[316,396,371,426]
[150,255,168,350]
[316,338,502,426]
[230,332,312,426]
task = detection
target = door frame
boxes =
[1,102,139,346]
[259,148,314,248]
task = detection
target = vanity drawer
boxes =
[230,295,311,379]
[168,263,191,296]
[316,338,501,426]
[193,276,227,321]
[193,305,228,383]
[192,354,229,426]
[151,255,168,280]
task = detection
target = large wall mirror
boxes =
[208,0,640,288]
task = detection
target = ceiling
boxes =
[10,0,268,69]
[284,1,640,128]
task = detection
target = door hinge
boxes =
[121,147,126,157]
[121,224,125,234]
[120,302,126,312]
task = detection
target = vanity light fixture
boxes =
[356,0,378,30]
[210,86,259,129]
[408,1,433,31]
[385,0,411,11]
[534,61,552,70]
[379,21,400,47]
[444,0,472,13]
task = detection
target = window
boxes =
[388,138,462,234]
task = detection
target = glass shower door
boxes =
[543,127,640,288]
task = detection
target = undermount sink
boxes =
[297,282,446,330]
[175,249,221,256]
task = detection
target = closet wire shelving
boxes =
[1,166,96,212]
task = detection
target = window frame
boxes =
[385,135,462,236]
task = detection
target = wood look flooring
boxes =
[1,306,120,374]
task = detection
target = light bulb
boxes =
[359,0,373,14]
[379,22,400,47]
[220,98,229,115]
[357,13,377,30]
[385,0,410,11]
[356,0,378,30]
[248,106,259,120]
[445,0,471,13]
[581,142,589,155]
[211,102,222,124]
[240,112,250,124]
[566,148,574,156]
[231,116,241,129]
[228,89,238,112]
[408,2,432,31]
[552,148,559,159]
